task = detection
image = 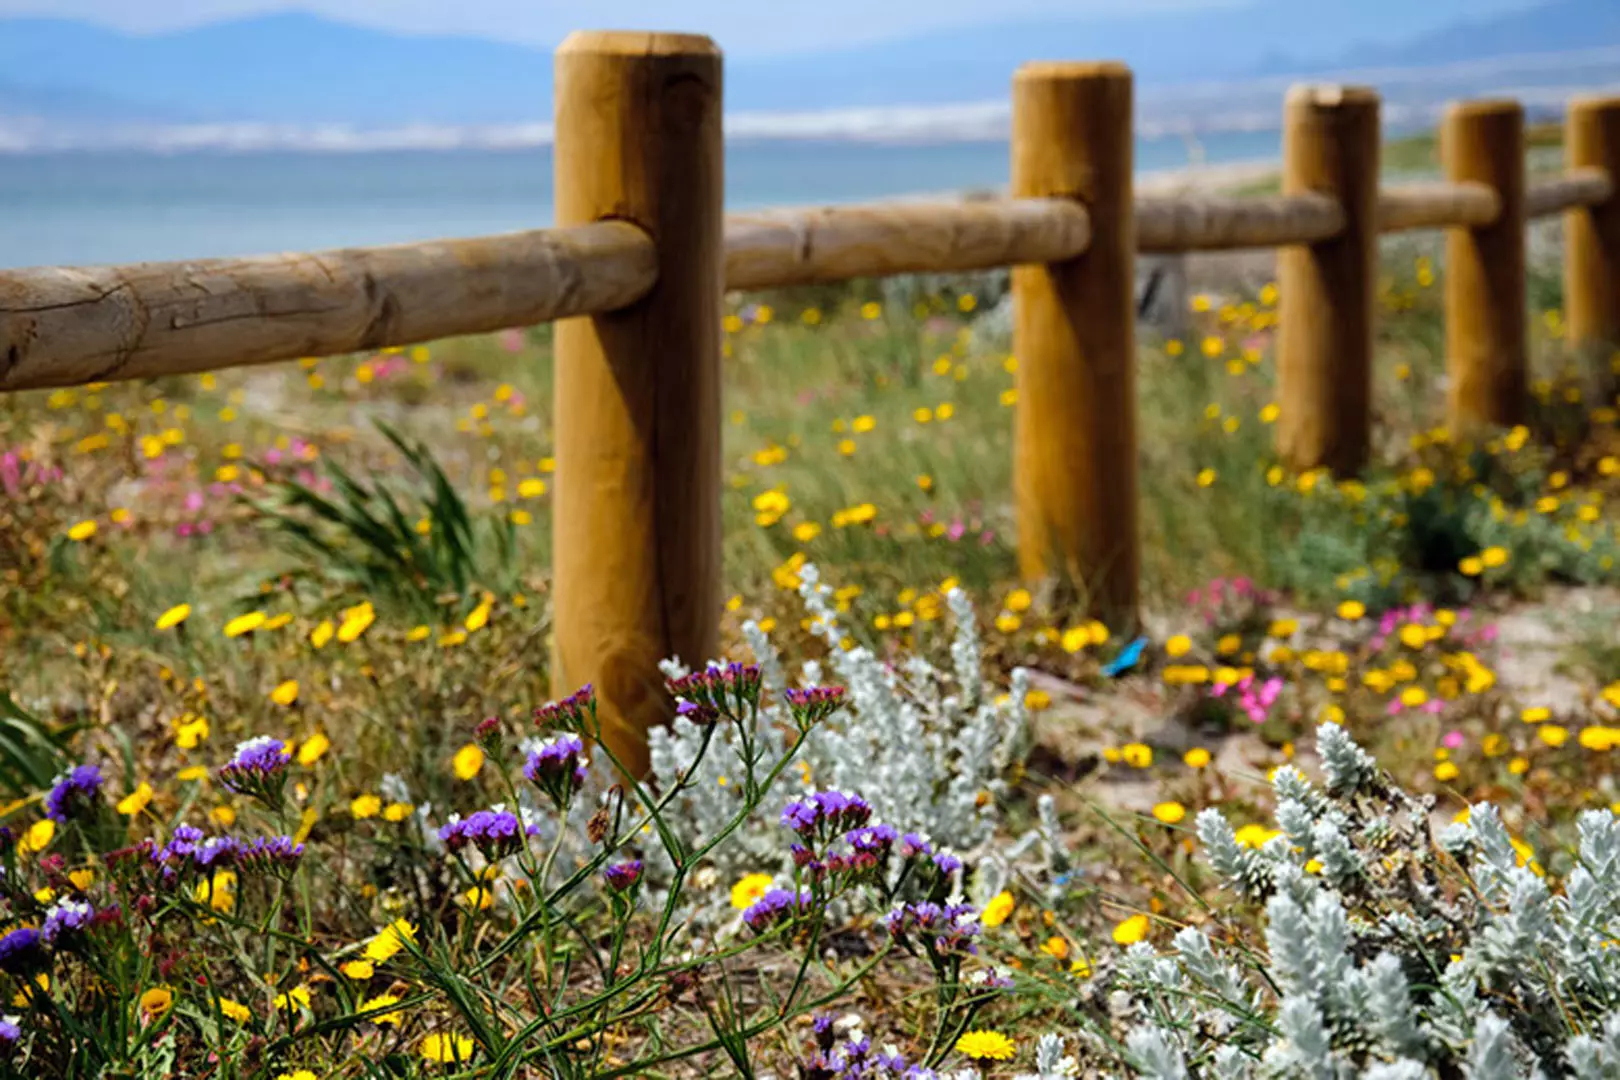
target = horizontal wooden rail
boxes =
[1136,192,1345,252]
[723,197,1090,291]
[0,221,656,393]
[1526,166,1614,219]
[1378,180,1501,233]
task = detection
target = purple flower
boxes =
[930,852,963,877]
[438,809,532,859]
[0,929,43,976]
[218,736,290,804]
[742,887,813,933]
[192,836,244,870]
[0,1016,19,1044]
[525,735,587,810]
[885,901,981,959]
[45,764,103,823]
[783,686,847,731]
[668,663,763,722]
[533,685,596,733]
[779,791,872,848]
[900,833,932,859]
[241,835,305,876]
[41,899,94,948]
[603,860,642,892]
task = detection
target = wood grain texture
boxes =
[1566,97,1620,350]
[1378,180,1501,233]
[551,31,723,779]
[1276,84,1381,474]
[1011,61,1138,622]
[0,223,657,393]
[1136,192,1344,252]
[724,197,1090,291]
[1444,100,1527,430]
[1526,168,1614,219]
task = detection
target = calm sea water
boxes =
[0,131,1281,269]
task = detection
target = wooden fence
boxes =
[3,30,1619,774]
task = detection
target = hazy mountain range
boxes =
[0,0,1616,149]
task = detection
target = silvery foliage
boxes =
[1069,722,1620,1077]
[645,563,1026,889]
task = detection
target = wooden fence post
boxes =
[1011,61,1138,623]
[1277,85,1380,473]
[1444,100,1527,429]
[552,31,723,779]
[1566,95,1620,353]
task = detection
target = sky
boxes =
[0,0,1237,55]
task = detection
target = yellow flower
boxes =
[954,1030,1015,1062]
[67,520,98,542]
[224,611,267,638]
[217,998,251,1023]
[68,869,94,891]
[154,604,191,631]
[1112,913,1150,945]
[1151,801,1186,825]
[175,713,209,748]
[337,602,376,643]
[1521,706,1551,724]
[1337,600,1366,621]
[296,733,330,766]
[1040,936,1069,959]
[1183,747,1211,769]
[1165,635,1192,658]
[310,620,335,649]
[384,802,413,823]
[274,985,312,1012]
[452,743,484,781]
[1459,556,1484,576]
[351,794,382,819]
[1005,588,1032,613]
[195,870,238,915]
[359,993,404,1026]
[420,1033,476,1064]
[1120,743,1152,769]
[274,1072,317,1080]
[730,872,774,911]
[20,818,55,855]
[1539,725,1569,748]
[981,890,1016,928]
[1070,957,1093,977]
[1481,546,1509,568]
[364,920,418,963]
[270,680,300,707]
[1234,824,1280,849]
[1434,761,1460,782]
[1196,468,1217,488]
[464,602,492,633]
[140,987,174,1018]
[117,782,154,816]
[211,805,236,828]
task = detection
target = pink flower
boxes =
[499,329,525,353]
[1443,730,1465,749]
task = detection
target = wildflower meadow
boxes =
[6,145,1620,1079]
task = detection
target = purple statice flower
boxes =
[667,662,763,722]
[742,887,813,933]
[0,1016,18,1045]
[779,791,872,849]
[783,686,847,732]
[525,735,587,810]
[533,685,595,733]
[240,835,305,876]
[438,809,532,860]
[218,736,291,804]
[602,860,642,892]
[0,929,43,976]
[44,764,104,823]
[41,899,94,948]
[899,833,932,859]
[930,851,962,878]
[192,836,244,871]
[884,901,981,960]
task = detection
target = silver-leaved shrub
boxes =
[1046,722,1620,1078]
